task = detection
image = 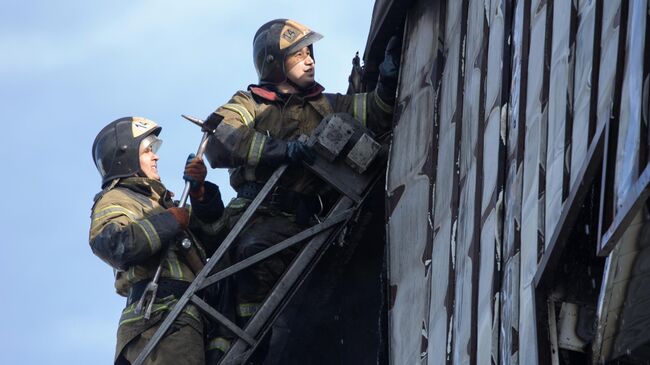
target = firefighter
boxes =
[202,19,401,361]
[89,116,225,365]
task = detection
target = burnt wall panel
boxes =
[477,0,507,363]
[596,0,623,133]
[385,0,440,363]
[519,0,549,362]
[571,0,597,189]
[546,0,574,242]
[425,0,463,362]
[614,0,647,212]
[594,0,649,361]
[452,0,485,362]
[373,0,650,363]
[500,0,525,363]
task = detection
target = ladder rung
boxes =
[190,295,256,345]
[200,209,354,290]
[221,197,355,364]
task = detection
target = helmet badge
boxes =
[282,28,297,42]
[131,117,158,138]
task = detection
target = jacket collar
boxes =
[118,177,169,200]
[248,83,325,102]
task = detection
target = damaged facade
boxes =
[363,0,650,363]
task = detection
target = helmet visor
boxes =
[140,134,162,154]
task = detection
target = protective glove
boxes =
[183,153,207,201]
[378,35,402,81]
[377,35,402,104]
[167,207,190,230]
[286,140,316,165]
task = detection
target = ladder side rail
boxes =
[178,210,355,350]
[189,295,256,345]
[221,196,355,364]
[132,164,288,365]
[200,209,354,289]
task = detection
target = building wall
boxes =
[383,0,650,363]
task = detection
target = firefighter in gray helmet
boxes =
[89,116,226,365]
[202,18,401,362]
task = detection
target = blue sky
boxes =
[0,1,375,363]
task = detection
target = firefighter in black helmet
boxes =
[252,19,323,85]
[89,116,226,365]
[202,18,402,362]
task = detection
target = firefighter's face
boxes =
[285,47,315,88]
[139,138,161,181]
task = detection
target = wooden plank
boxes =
[545,0,575,244]
[452,0,485,362]
[614,0,647,211]
[500,0,525,362]
[519,0,549,362]
[547,298,560,365]
[478,0,507,364]
[385,1,441,363]
[571,0,597,189]
[424,0,464,363]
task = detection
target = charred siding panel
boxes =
[477,0,507,364]
[519,0,549,362]
[596,0,623,134]
[501,0,525,363]
[374,0,650,363]
[571,0,597,189]
[425,0,464,363]
[385,0,439,363]
[427,0,463,364]
[546,0,575,242]
[614,0,646,212]
[452,0,485,362]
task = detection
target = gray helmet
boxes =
[253,19,323,85]
[92,116,162,187]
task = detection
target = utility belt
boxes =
[127,278,190,306]
[236,182,322,223]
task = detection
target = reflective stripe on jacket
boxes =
[206,83,394,194]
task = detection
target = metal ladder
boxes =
[133,114,384,365]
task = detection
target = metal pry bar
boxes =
[135,114,216,320]
[177,114,215,208]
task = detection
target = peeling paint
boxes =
[496,190,504,272]
[451,219,458,268]
[447,314,454,358]
[500,102,508,145]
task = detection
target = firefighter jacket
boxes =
[204,83,394,196]
[88,176,224,359]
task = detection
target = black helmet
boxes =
[253,19,323,85]
[92,116,162,187]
